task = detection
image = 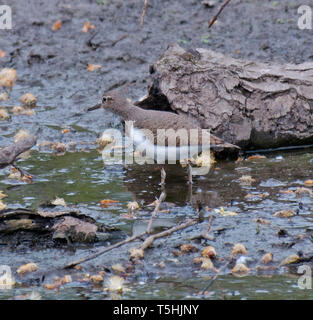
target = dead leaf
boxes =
[239,175,256,185]
[0,191,7,199]
[20,93,37,106]
[51,197,67,207]
[180,244,198,253]
[200,258,216,271]
[245,193,268,200]
[0,200,6,210]
[261,253,273,264]
[0,68,17,88]
[17,262,38,274]
[0,108,9,120]
[127,201,139,212]
[43,283,57,290]
[214,207,238,216]
[279,189,294,194]
[90,275,104,283]
[0,92,9,101]
[280,254,300,266]
[61,275,72,284]
[12,106,35,116]
[202,246,217,259]
[253,218,270,225]
[231,263,250,276]
[52,20,62,31]
[247,155,266,161]
[129,248,144,260]
[232,243,248,255]
[295,187,313,197]
[14,129,29,143]
[100,199,119,208]
[195,151,215,168]
[0,50,6,58]
[112,264,126,274]
[105,275,126,293]
[304,180,313,187]
[82,21,95,33]
[273,210,295,218]
[87,64,102,71]
[50,142,66,154]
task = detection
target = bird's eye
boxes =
[102,96,112,103]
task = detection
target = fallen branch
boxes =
[112,34,128,47]
[140,219,197,251]
[0,133,38,169]
[64,231,146,269]
[66,218,197,268]
[146,191,166,234]
[190,214,215,241]
[208,0,232,29]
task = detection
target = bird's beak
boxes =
[87,103,102,111]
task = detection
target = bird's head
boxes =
[87,90,129,113]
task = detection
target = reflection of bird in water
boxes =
[88,89,240,184]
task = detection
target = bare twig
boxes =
[201,214,215,240]
[201,258,231,295]
[208,0,232,29]
[112,34,128,47]
[64,232,146,269]
[190,214,215,240]
[65,215,197,269]
[140,0,149,26]
[146,191,166,234]
[140,219,197,251]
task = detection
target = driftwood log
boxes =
[137,44,313,149]
[0,207,123,245]
[0,133,38,168]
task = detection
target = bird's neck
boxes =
[109,101,144,122]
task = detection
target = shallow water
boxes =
[0,147,313,299]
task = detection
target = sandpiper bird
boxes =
[88,90,240,183]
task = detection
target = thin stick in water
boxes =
[140,0,149,26]
[208,0,232,29]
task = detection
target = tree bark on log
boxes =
[137,44,313,149]
[0,133,38,168]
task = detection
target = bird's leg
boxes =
[187,161,193,185]
[187,177,193,203]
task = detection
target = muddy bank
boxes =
[1,0,312,149]
[0,0,312,300]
